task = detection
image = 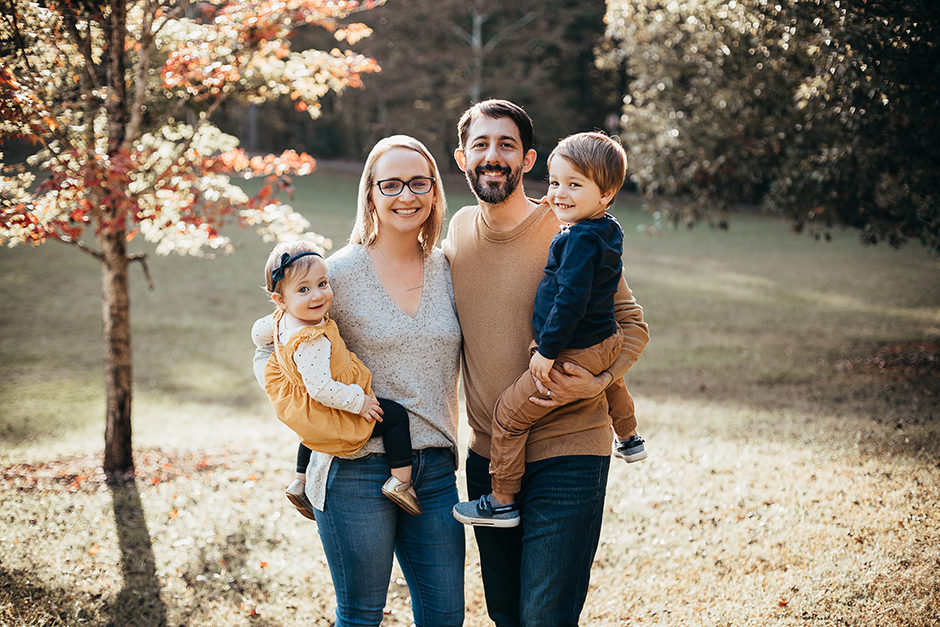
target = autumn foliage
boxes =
[0,0,383,471]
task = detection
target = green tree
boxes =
[602,0,940,250]
[0,0,381,473]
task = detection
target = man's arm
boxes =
[530,275,649,406]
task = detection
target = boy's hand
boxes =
[359,395,384,423]
[529,352,555,384]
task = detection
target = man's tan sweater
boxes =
[443,202,650,463]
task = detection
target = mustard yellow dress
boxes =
[263,309,376,456]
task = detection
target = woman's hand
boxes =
[529,361,611,408]
[359,395,384,423]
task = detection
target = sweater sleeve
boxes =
[251,315,275,390]
[293,336,366,414]
[607,277,650,380]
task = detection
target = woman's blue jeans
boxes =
[466,449,610,627]
[315,448,465,627]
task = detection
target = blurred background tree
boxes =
[601,0,940,251]
[213,0,624,175]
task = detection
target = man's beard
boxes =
[467,163,522,205]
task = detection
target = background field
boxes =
[1,163,938,626]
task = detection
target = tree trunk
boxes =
[100,227,134,474]
[101,0,133,474]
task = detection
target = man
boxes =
[442,100,649,626]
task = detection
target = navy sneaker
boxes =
[614,434,648,463]
[453,494,520,528]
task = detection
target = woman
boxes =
[255,135,464,626]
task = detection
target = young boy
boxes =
[453,132,647,528]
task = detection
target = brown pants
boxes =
[490,329,637,495]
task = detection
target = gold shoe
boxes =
[285,480,316,521]
[381,476,422,516]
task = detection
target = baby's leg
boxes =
[296,442,312,482]
[372,398,413,481]
[372,398,422,514]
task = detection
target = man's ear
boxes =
[454,148,468,173]
[522,149,538,174]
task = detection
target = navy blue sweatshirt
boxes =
[531,215,623,360]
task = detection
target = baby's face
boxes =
[276,258,333,326]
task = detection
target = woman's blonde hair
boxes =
[349,135,447,257]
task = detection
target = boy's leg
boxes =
[371,398,412,469]
[607,379,637,438]
[490,349,552,497]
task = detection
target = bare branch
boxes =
[128,252,155,290]
[58,237,105,262]
[123,0,156,149]
[484,10,539,54]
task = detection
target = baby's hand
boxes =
[359,395,384,423]
[529,352,555,384]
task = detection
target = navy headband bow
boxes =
[271,251,322,289]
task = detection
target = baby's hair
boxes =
[263,240,325,296]
[548,132,627,207]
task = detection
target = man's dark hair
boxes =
[457,99,535,154]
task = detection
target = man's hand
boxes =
[529,361,611,407]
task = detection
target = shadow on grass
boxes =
[106,474,167,627]
[0,566,99,625]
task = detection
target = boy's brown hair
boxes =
[548,132,627,207]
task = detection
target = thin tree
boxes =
[0,0,382,474]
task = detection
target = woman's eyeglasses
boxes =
[374,177,435,196]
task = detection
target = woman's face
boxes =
[370,147,436,242]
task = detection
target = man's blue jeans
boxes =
[316,448,465,627]
[466,449,610,627]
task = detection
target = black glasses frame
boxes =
[373,177,436,197]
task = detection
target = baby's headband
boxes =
[271,251,322,289]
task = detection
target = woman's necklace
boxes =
[374,245,423,292]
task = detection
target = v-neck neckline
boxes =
[363,245,425,320]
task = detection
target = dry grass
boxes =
[2,168,939,625]
[1,376,938,626]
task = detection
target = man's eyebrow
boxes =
[470,134,518,144]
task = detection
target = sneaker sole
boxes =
[452,508,520,528]
[614,449,648,463]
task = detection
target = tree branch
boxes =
[483,10,540,54]
[59,236,105,262]
[123,0,156,150]
[128,252,155,290]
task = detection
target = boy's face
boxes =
[546,156,615,225]
[272,258,333,327]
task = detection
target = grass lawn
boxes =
[1,161,939,626]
